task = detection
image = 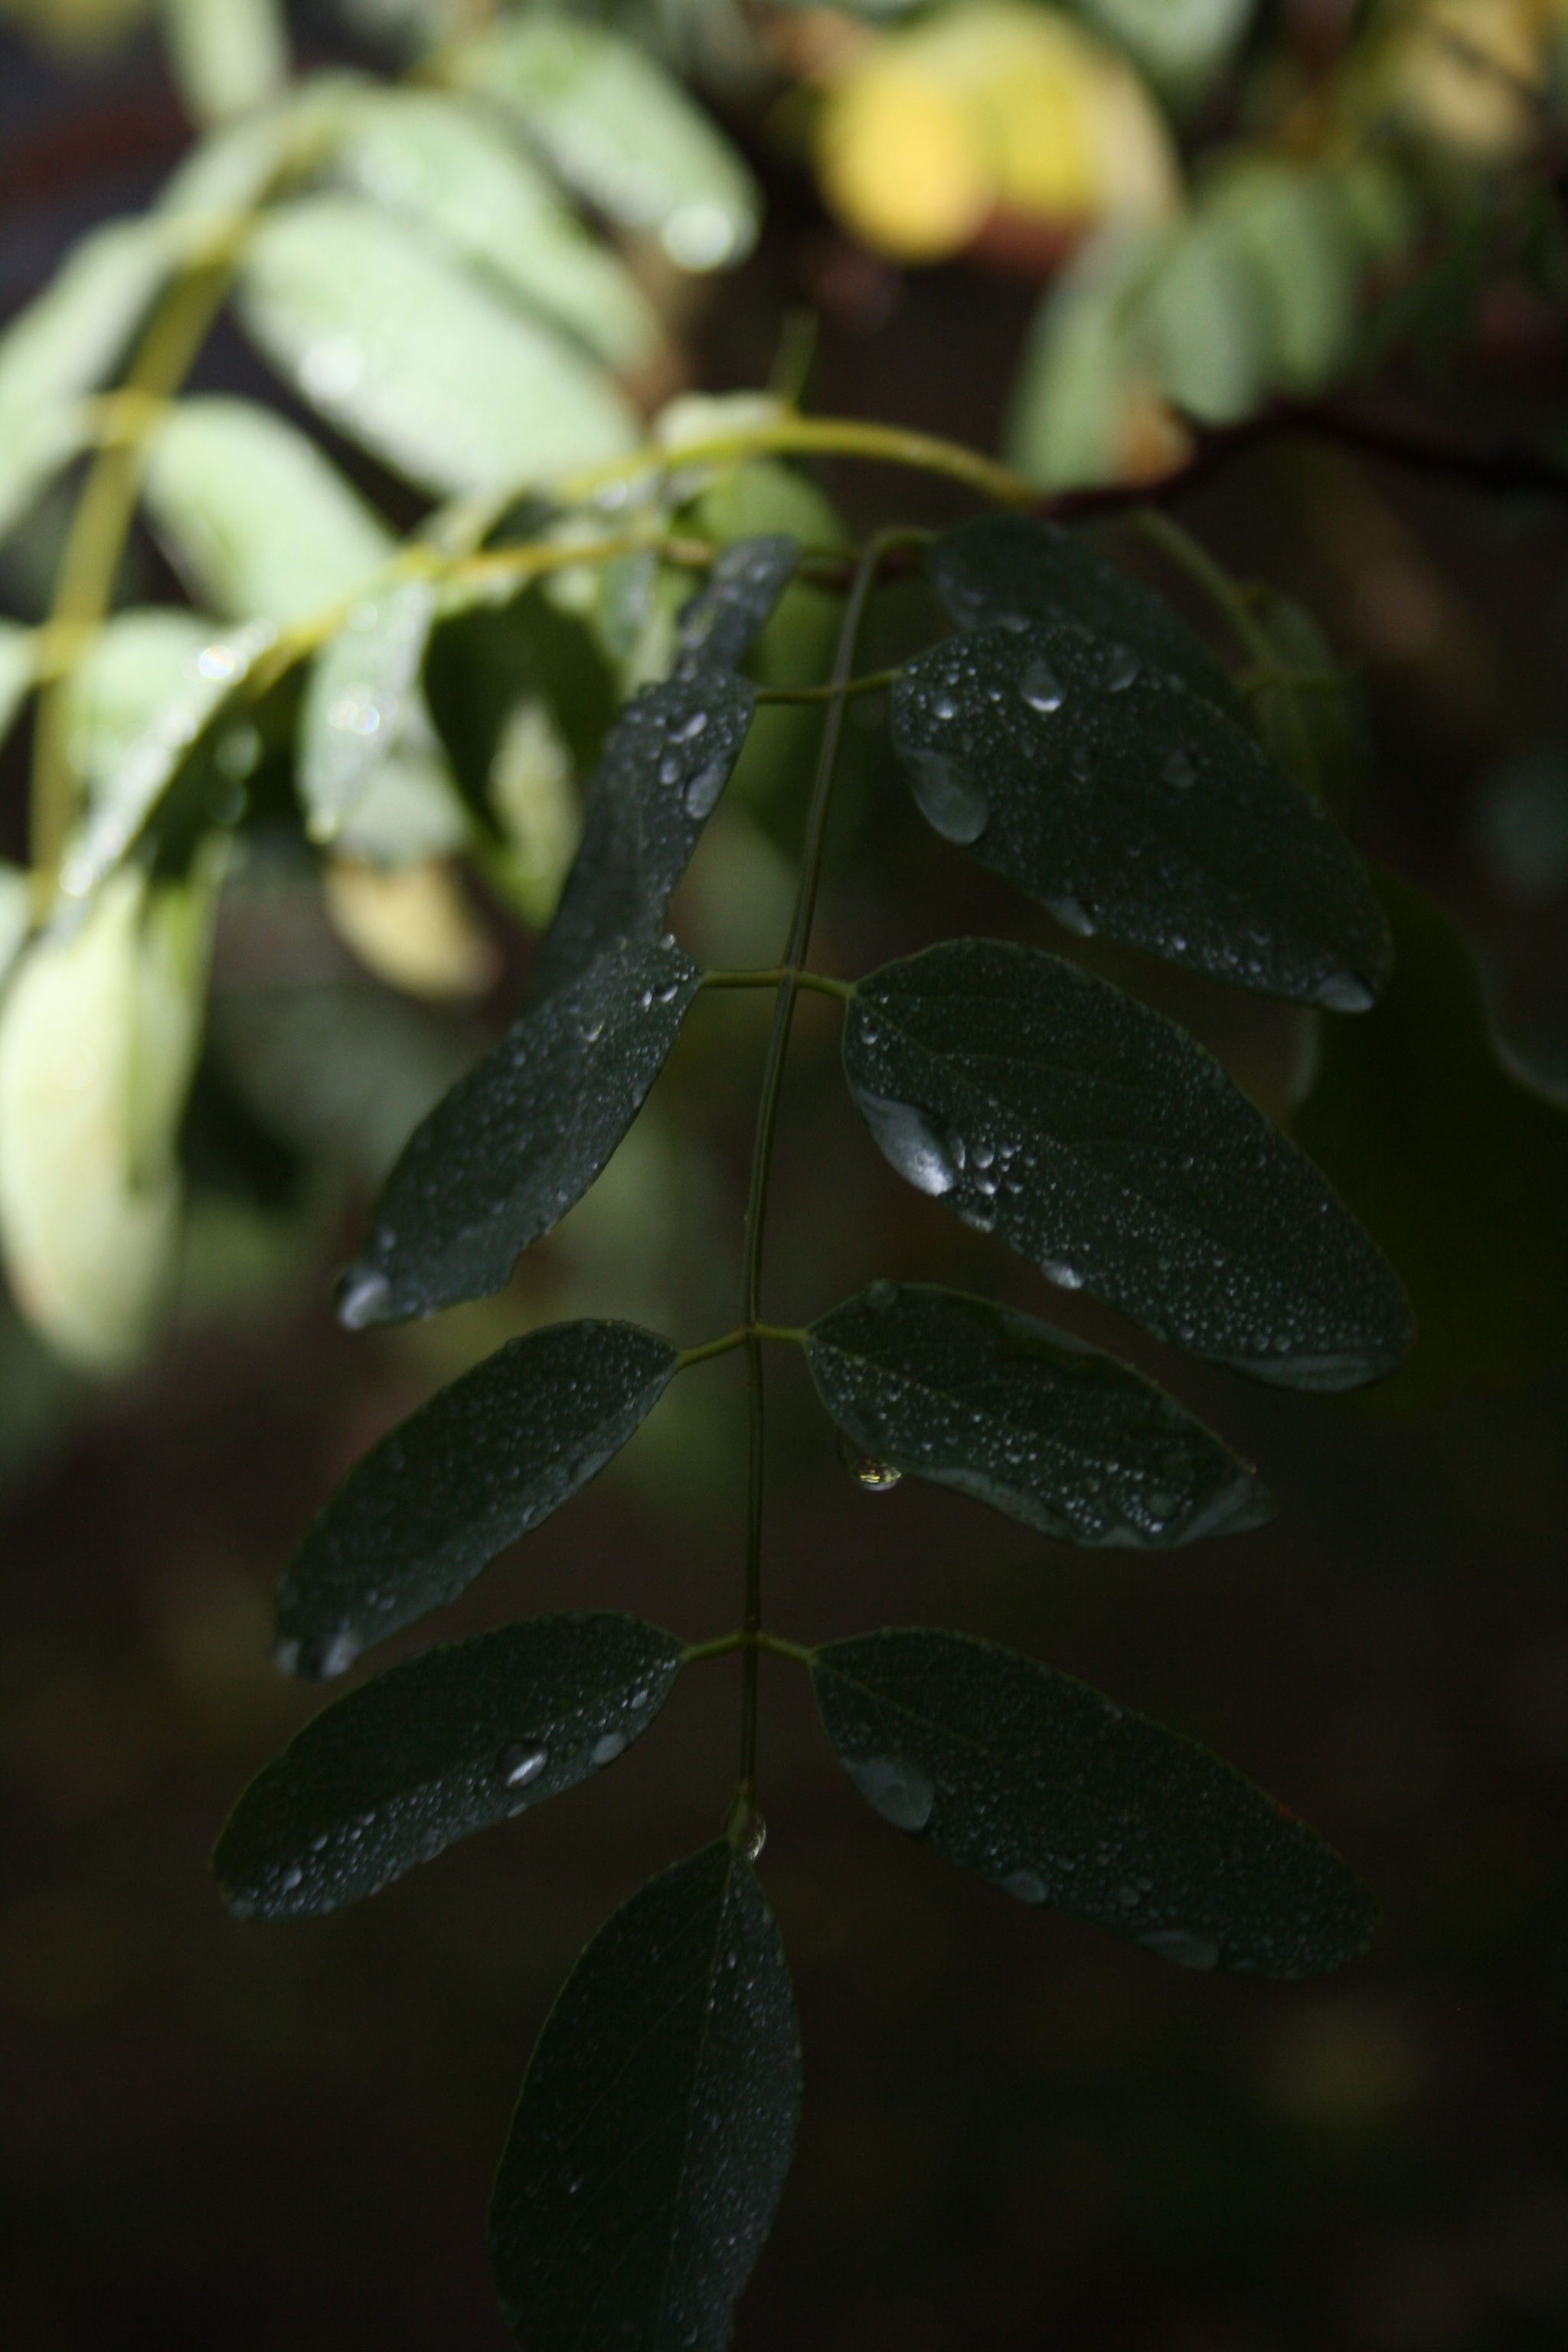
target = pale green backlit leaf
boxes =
[160,0,289,126]
[298,580,437,841]
[63,608,214,801]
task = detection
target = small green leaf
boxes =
[333,87,661,371]
[276,1320,678,1676]
[160,0,289,126]
[338,933,704,1324]
[332,724,472,868]
[893,620,1390,1005]
[844,939,1410,1389]
[1145,210,1269,426]
[929,515,1240,717]
[529,671,755,1003]
[297,580,437,842]
[63,608,215,801]
[805,1282,1269,1545]
[237,194,636,497]
[488,1840,799,2352]
[451,16,761,273]
[142,396,395,624]
[214,1612,684,1920]
[812,1628,1376,1976]
[1294,869,1568,1403]
[674,534,799,673]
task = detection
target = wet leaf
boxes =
[142,396,394,624]
[805,1282,1269,1545]
[451,16,761,273]
[529,671,754,1004]
[298,580,437,841]
[893,619,1390,1005]
[812,1628,1376,1975]
[674,534,799,674]
[276,1321,678,1677]
[339,932,704,1324]
[929,514,1240,717]
[214,1612,684,1920]
[1294,869,1568,1403]
[488,1840,799,2352]
[237,194,636,498]
[843,939,1410,1389]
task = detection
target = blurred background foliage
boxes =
[1,1,1566,2347]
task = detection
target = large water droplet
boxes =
[866,1279,898,1309]
[1049,894,1096,936]
[906,749,988,844]
[1003,1867,1048,1905]
[1020,659,1065,714]
[1312,971,1375,1013]
[1042,1259,1084,1290]
[281,1628,362,1681]
[497,1743,548,1789]
[590,1730,628,1766]
[683,759,727,820]
[1162,747,1197,790]
[336,1266,391,1330]
[855,1091,958,1196]
[1106,645,1140,691]
[841,1435,903,1493]
[739,1809,766,1864]
[1139,1926,1220,1971]
[847,1753,935,1834]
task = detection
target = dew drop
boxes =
[1139,1926,1220,1971]
[847,1753,935,1833]
[1042,1259,1084,1290]
[841,1435,903,1493]
[1312,971,1375,1013]
[335,1266,391,1330]
[591,1731,628,1766]
[1049,894,1096,936]
[683,760,727,820]
[279,1864,303,1892]
[1106,645,1140,691]
[1162,747,1197,790]
[906,748,988,844]
[854,1092,958,1196]
[497,1743,548,1789]
[287,1628,362,1681]
[1020,659,1065,714]
[1004,1868,1048,1905]
[739,1810,767,1864]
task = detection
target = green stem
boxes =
[1131,508,1276,671]
[557,416,1037,515]
[734,528,893,1805]
[755,669,899,705]
[700,966,851,1001]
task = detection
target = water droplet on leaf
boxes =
[497,1743,548,1789]
[1139,1927,1220,1971]
[1312,971,1375,1013]
[847,1753,935,1833]
[1004,1868,1048,1905]
[335,1266,391,1329]
[1162,747,1197,790]
[1020,659,1065,714]
[855,1091,958,1196]
[906,749,988,844]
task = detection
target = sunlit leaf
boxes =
[161,0,289,126]
[323,859,498,1001]
[237,194,636,497]
[142,395,394,623]
[488,1839,799,2352]
[813,1628,1377,1975]
[805,1281,1269,1544]
[276,1321,679,1677]
[843,939,1410,1388]
[1294,869,1568,1403]
[62,608,214,802]
[298,579,436,840]
[673,534,799,674]
[338,932,704,1325]
[157,74,359,220]
[892,618,1390,1004]
[214,1612,684,1919]
[450,15,761,272]
[331,722,472,867]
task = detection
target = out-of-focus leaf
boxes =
[157,74,361,220]
[1005,222,1184,492]
[298,579,436,840]
[338,932,704,1325]
[812,1628,1377,1975]
[844,939,1411,1389]
[323,858,498,1001]
[805,1281,1270,1544]
[529,670,755,1003]
[237,194,637,496]
[332,727,472,867]
[1295,869,1568,1403]
[424,584,618,811]
[479,695,580,926]
[673,534,799,674]
[142,396,394,624]
[333,87,661,370]
[276,1321,679,1674]
[488,1840,799,2352]
[62,608,214,801]
[1079,0,1250,101]
[451,15,761,271]
[214,1612,684,1919]
[160,0,289,126]
[1145,208,1270,426]
[0,622,34,749]
[0,866,30,992]
[1217,165,1359,394]
[1247,588,1369,816]
[892,619,1390,1004]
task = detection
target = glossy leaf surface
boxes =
[488,1840,799,2352]
[674,534,799,673]
[805,1282,1269,1545]
[340,933,703,1323]
[215,1612,683,1920]
[929,514,1240,716]
[813,1629,1376,1975]
[238,195,635,497]
[529,671,754,1004]
[299,580,437,841]
[844,940,1410,1388]
[276,1320,678,1676]
[893,621,1390,1005]
[1295,869,1568,1403]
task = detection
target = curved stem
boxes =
[734,528,893,1803]
[700,965,851,1001]
[1130,508,1276,671]
[557,416,1037,515]
[756,668,899,705]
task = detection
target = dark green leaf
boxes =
[423,583,618,820]
[529,672,754,1004]
[338,933,703,1325]
[843,939,1410,1389]
[674,534,799,672]
[812,1628,1376,1976]
[276,1321,679,1677]
[805,1282,1269,1546]
[214,1612,684,1920]
[488,1840,799,2352]
[929,515,1241,717]
[1294,868,1568,1403]
[893,619,1390,1005]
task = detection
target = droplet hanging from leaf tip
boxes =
[335,1265,391,1329]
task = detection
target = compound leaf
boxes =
[673,534,799,674]
[338,933,704,1324]
[216,1612,683,1920]
[488,1839,799,2352]
[237,194,635,497]
[276,1320,679,1677]
[844,939,1410,1390]
[812,1628,1376,1976]
[805,1282,1269,1546]
[893,620,1390,1006]
[298,579,437,842]
[529,670,755,1004]
[929,514,1240,717]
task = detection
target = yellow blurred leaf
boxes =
[323,858,501,1000]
